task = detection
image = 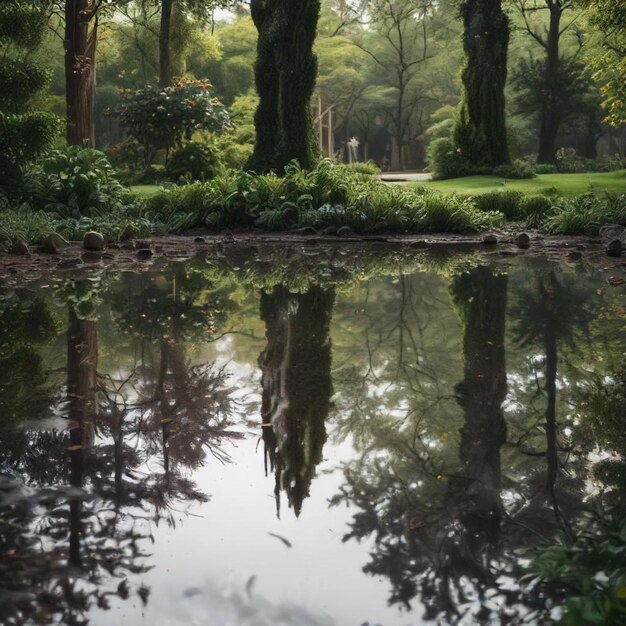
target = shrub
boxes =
[116,79,231,161]
[473,190,525,220]
[427,136,473,180]
[165,142,220,183]
[0,3,59,194]
[492,159,536,180]
[520,195,555,229]
[23,146,135,218]
[545,193,626,235]
[149,160,501,234]
[0,208,56,244]
[416,194,503,233]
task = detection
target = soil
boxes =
[1,229,625,281]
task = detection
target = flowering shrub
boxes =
[115,79,231,161]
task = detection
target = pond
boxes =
[0,245,624,626]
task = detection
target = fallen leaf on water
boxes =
[268,532,292,548]
[66,445,82,451]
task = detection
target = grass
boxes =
[415,170,626,196]
[131,184,166,198]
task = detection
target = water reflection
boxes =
[259,285,335,517]
[0,250,624,625]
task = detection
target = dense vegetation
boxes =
[0,0,624,241]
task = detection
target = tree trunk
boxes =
[67,307,98,566]
[454,0,510,167]
[248,0,321,172]
[537,4,562,164]
[64,0,97,147]
[159,0,174,88]
[580,113,600,159]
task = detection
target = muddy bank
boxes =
[1,230,625,281]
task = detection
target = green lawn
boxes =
[130,184,165,198]
[415,170,626,196]
[131,170,626,201]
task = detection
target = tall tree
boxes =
[64,0,99,146]
[248,0,321,172]
[355,0,434,171]
[454,0,510,167]
[159,0,175,87]
[511,0,581,163]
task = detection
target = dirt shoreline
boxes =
[1,230,625,280]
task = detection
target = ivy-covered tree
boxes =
[0,1,58,194]
[453,0,510,168]
[248,0,321,172]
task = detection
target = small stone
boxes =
[84,231,105,251]
[322,226,339,236]
[606,239,622,257]
[515,233,530,248]
[194,237,206,243]
[136,248,153,259]
[42,232,69,254]
[482,234,498,244]
[337,226,353,237]
[134,239,151,249]
[9,240,29,255]
[567,251,582,261]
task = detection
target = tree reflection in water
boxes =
[333,263,603,623]
[0,275,239,625]
[259,285,335,517]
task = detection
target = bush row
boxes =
[1,148,624,245]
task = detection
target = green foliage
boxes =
[24,146,134,218]
[0,208,57,245]
[545,193,626,235]
[0,1,58,194]
[150,159,502,234]
[214,92,257,169]
[473,190,525,220]
[427,136,474,180]
[165,142,220,182]
[522,195,555,228]
[492,159,536,180]
[116,79,231,159]
[527,519,626,626]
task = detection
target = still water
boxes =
[0,245,624,625]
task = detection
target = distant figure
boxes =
[347,136,360,164]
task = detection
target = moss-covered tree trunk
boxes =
[454,0,510,168]
[248,0,321,173]
[64,0,97,147]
